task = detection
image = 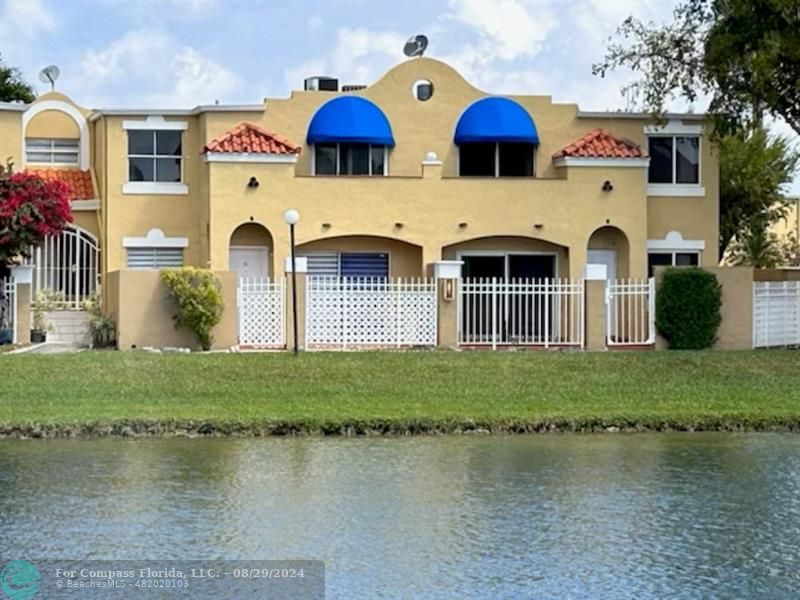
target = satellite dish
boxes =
[38,65,60,91]
[403,35,428,58]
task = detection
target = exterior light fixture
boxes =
[283,208,301,355]
[394,222,404,229]
[602,180,613,192]
[248,176,259,188]
[533,223,543,229]
[458,222,468,229]
[321,222,331,230]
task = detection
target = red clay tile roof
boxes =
[553,129,647,159]
[203,122,301,155]
[26,168,95,201]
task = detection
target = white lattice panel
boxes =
[306,277,437,348]
[754,281,800,348]
[238,278,285,347]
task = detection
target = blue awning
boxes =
[454,97,539,145]
[307,96,395,147]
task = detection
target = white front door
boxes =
[587,250,617,280]
[229,247,268,280]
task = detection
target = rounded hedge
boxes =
[656,268,722,349]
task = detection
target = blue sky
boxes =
[1,0,797,192]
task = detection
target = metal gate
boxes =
[305,277,437,348]
[237,278,285,348]
[23,224,100,309]
[458,278,584,348]
[606,278,656,346]
[753,281,800,347]
[0,278,15,344]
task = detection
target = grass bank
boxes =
[1,350,799,437]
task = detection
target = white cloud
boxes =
[0,0,57,62]
[447,0,558,61]
[68,29,241,107]
[284,27,406,91]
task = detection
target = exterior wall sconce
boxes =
[321,222,331,230]
[458,222,468,229]
[248,176,259,188]
[602,180,613,192]
[394,222,404,229]
[442,278,455,301]
[533,223,543,229]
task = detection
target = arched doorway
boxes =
[229,223,273,280]
[442,235,569,279]
[586,226,630,279]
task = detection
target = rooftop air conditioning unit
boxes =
[304,76,338,92]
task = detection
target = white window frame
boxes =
[645,120,704,196]
[25,138,80,165]
[457,143,536,178]
[647,250,702,277]
[126,247,184,270]
[122,116,189,195]
[22,99,91,170]
[455,250,559,279]
[311,143,389,176]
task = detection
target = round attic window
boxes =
[412,79,434,102]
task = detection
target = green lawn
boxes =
[1,350,799,435]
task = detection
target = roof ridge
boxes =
[553,128,647,160]
[203,121,301,155]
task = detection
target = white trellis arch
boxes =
[23,224,100,309]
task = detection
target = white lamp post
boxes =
[283,209,300,355]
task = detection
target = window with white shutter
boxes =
[126,247,184,270]
[25,138,80,164]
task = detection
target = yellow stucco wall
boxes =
[0,110,22,166]
[26,110,80,139]
[1,56,719,288]
[107,269,238,351]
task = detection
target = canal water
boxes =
[1,434,799,598]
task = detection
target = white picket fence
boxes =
[606,278,656,346]
[0,277,16,344]
[753,281,800,348]
[458,278,584,348]
[237,278,286,348]
[305,277,437,348]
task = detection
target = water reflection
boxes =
[1,434,799,598]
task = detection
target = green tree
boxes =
[593,0,800,136]
[727,217,786,268]
[719,128,799,257]
[0,54,35,103]
[781,231,800,267]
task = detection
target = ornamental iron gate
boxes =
[458,278,584,348]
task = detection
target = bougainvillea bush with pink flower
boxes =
[0,162,72,266]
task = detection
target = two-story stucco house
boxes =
[0,57,718,310]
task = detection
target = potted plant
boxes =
[30,289,53,343]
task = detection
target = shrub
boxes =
[0,162,72,266]
[81,292,116,348]
[656,268,722,349]
[160,267,224,351]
